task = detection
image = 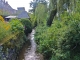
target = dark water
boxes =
[17,29,44,60]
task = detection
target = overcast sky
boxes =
[6,0,33,11]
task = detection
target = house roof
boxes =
[17,11,30,19]
[17,7,25,11]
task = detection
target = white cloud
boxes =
[6,0,33,11]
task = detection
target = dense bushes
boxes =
[0,18,30,60]
[35,12,80,60]
[20,19,32,36]
[0,18,32,45]
[9,19,24,33]
[0,18,25,47]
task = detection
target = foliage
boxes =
[0,21,11,42]
[35,3,47,26]
[0,18,25,44]
[20,19,32,36]
[35,12,80,60]
[3,33,28,50]
[33,0,80,60]
[0,31,28,60]
[29,0,47,12]
[9,19,24,33]
[0,16,4,22]
[0,17,31,59]
[0,18,29,60]
[29,13,37,27]
[47,8,57,26]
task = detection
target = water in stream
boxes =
[17,29,44,60]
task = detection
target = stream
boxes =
[17,29,44,60]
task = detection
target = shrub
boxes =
[0,18,29,60]
[35,12,80,60]
[9,19,24,33]
[20,19,32,36]
[0,16,4,22]
[0,21,11,42]
[29,14,37,28]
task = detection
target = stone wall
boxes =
[0,34,29,60]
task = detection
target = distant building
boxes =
[17,11,30,19]
[16,7,25,15]
[5,16,17,21]
[17,7,25,12]
[0,1,30,20]
[17,7,30,19]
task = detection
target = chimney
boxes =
[6,1,8,4]
[4,0,5,3]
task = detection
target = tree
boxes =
[48,0,76,20]
[35,3,47,25]
[29,0,47,13]
[47,8,57,26]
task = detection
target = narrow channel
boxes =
[17,29,44,60]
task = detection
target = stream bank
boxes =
[17,29,44,60]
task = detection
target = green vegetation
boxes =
[0,0,80,60]
[0,18,24,43]
[0,18,32,59]
[29,0,80,60]
[35,13,80,60]
[0,21,11,42]
[35,3,47,26]
[0,18,33,44]
[9,19,24,33]
[20,19,32,36]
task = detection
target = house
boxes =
[4,7,30,21]
[5,16,17,21]
[17,7,25,13]
[5,11,30,21]
[17,11,30,19]
[17,7,30,19]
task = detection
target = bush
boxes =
[0,21,11,42]
[29,14,37,28]
[20,19,32,36]
[0,15,4,22]
[0,18,30,60]
[35,12,80,60]
[0,18,24,44]
[0,19,29,60]
[9,19,24,33]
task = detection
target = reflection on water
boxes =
[17,29,44,60]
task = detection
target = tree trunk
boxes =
[47,8,57,26]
